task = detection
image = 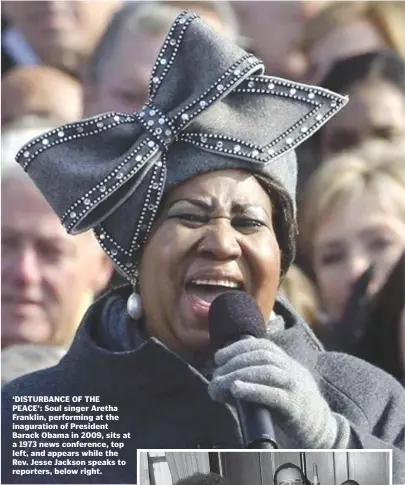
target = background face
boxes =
[233,1,308,80]
[313,189,405,320]
[320,79,405,155]
[92,31,165,115]
[1,179,112,347]
[3,0,121,73]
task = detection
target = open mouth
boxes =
[185,278,244,316]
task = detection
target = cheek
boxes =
[315,264,340,295]
[44,262,86,300]
[314,262,348,317]
[139,225,196,296]
[252,234,281,316]
[370,245,405,291]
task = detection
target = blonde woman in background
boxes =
[299,141,405,380]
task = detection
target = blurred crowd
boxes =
[1,1,405,387]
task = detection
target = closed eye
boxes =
[319,249,345,265]
[168,213,208,225]
[232,216,266,231]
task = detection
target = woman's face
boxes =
[140,170,281,353]
[321,79,405,155]
[313,189,405,321]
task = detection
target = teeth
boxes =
[191,279,240,288]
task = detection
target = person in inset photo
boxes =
[274,463,309,485]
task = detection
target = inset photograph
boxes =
[138,451,391,485]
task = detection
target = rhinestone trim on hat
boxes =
[149,11,198,99]
[174,54,262,132]
[176,74,348,165]
[147,9,263,135]
[179,132,266,163]
[16,113,133,170]
[135,103,176,150]
[61,140,158,231]
[93,156,167,281]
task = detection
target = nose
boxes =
[347,253,371,285]
[197,218,242,260]
[5,245,42,287]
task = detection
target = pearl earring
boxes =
[127,292,143,320]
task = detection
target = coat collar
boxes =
[60,285,323,396]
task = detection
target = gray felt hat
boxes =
[15,11,347,282]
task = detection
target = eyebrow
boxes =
[168,198,214,211]
[168,198,270,217]
[320,226,393,250]
[1,229,74,246]
[359,227,392,239]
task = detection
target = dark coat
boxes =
[2,286,405,484]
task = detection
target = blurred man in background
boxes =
[82,1,239,116]
[2,0,122,76]
[232,1,332,81]
[1,164,114,350]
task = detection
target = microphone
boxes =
[209,291,278,449]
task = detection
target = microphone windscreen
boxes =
[209,291,266,351]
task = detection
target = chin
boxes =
[176,328,211,353]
